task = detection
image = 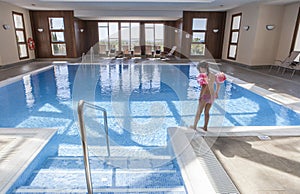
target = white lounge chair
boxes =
[284,61,300,78]
[160,46,177,59]
[269,51,300,74]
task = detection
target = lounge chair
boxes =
[160,46,177,59]
[283,61,300,78]
[269,51,300,74]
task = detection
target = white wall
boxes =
[0,1,35,66]
[252,5,283,65]
[222,2,261,65]
[276,2,300,61]
[223,2,299,66]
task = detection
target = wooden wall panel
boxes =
[30,10,77,58]
[74,18,86,56]
[84,21,99,54]
[182,11,226,59]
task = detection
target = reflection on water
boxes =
[54,65,71,100]
[23,75,35,108]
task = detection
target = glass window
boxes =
[109,22,118,39]
[12,12,28,59]
[145,28,154,45]
[19,44,28,58]
[16,30,25,42]
[192,32,205,43]
[231,32,239,43]
[145,23,164,53]
[229,45,237,58]
[155,24,164,51]
[51,32,65,42]
[98,22,141,55]
[49,18,65,30]
[121,23,130,51]
[49,17,66,56]
[131,23,140,51]
[108,22,119,51]
[190,18,207,56]
[98,23,109,54]
[232,16,241,30]
[51,44,67,56]
[13,14,24,29]
[191,44,205,56]
[228,13,242,60]
[192,18,207,31]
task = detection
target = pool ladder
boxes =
[77,100,110,194]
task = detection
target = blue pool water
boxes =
[1,64,299,131]
[1,63,300,193]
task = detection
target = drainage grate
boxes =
[257,135,271,140]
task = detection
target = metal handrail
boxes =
[77,100,110,194]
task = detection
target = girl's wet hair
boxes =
[196,61,209,75]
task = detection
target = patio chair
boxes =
[269,51,300,73]
[283,61,300,78]
[160,46,177,59]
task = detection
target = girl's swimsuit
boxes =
[200,94,214,104]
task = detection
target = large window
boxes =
[98,22,119,54]
[190,18,207,56]
[145,23,164,55]
[228,13,242,60]
[49,17,67,56]
[99,22,140,55]
[12,12,28,59]
[120,22,140,53]
[291,7,300,62]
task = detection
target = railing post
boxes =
[103,111,110,157]
[77,100,111,193]
[78,100,93,194]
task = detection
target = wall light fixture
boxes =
[266,25,275,31]
[2,24,10,30]
[243,25,250,31]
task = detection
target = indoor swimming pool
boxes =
[1,61,300,193]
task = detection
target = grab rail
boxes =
[77,100,110,194]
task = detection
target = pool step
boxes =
[14,169,185,193]
[42,156,175,170]
[13,156,185,193]
[57,145,171,158]
[15,187,186,193]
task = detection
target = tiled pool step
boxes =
[14,155,185,193]
[15,169,183,189]
[15,187,186,193]
[57,145,172,158]
[43,156,175,170]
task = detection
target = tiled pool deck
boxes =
[0,128,57,193]
[0,59,300,193]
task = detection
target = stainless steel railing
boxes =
[77,100,110,194]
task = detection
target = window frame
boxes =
[98,22,120,54]
[12,11,29,60]
[227,13,242,60]
[48,17,67,56]
[120,22,140,52]
[190,17,207,57]
[291,7,300,53]
[144,23,164,53]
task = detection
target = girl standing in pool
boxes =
[191,61,226,131]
